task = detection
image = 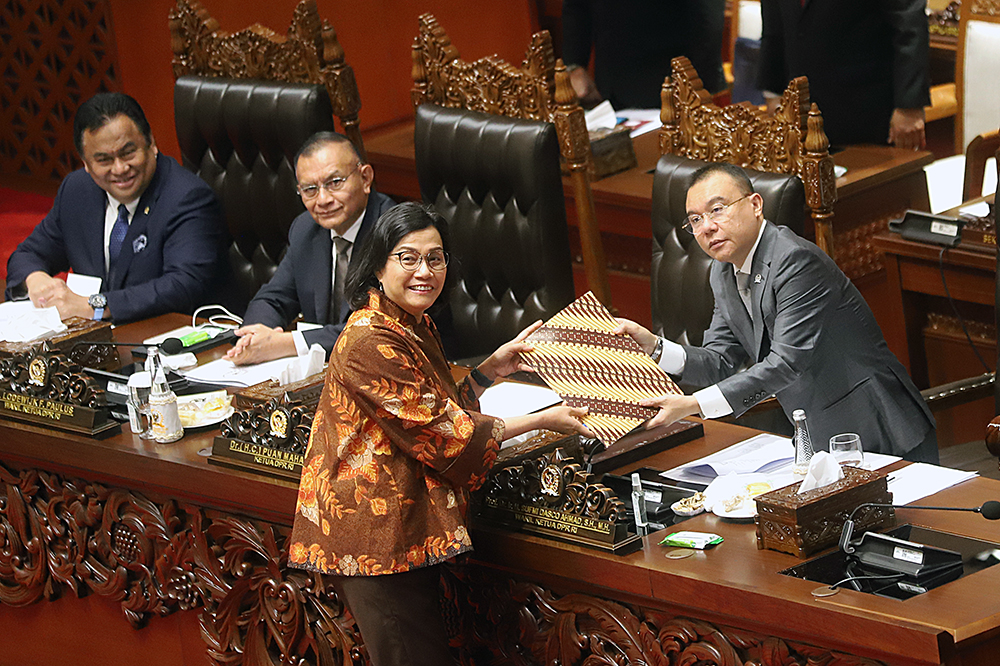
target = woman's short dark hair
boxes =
[346,202,452,310]
[73,93,152,155]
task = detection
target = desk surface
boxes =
[3,313,1000,666]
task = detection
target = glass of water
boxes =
[829,433,864,468]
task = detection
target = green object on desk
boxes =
[179,330,211,346]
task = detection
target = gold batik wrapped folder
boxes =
[523,292,682,444]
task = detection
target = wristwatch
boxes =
[89,293,107,320]
[650,337,664,364]
[469,367,494,389]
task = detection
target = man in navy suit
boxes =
[226,132,395,365]
[6,93,224,323]
[618,163,936,462]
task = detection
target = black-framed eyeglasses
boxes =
[297,163,360,200]
[682,194,752,233]
[391,250,449,272]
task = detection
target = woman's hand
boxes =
[536,405,594,437]
[503,404,594,439]
[477,320,544,382]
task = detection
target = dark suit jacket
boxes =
[6,154,224,323]
[757,0,930,146]
[562,0,726,108]
[680,222,934,457]
[243,191,396,354]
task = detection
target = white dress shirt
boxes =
[657,218,767,418]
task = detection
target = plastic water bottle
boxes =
[792,409,814,475]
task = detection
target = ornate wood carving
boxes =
[972,1,1000,16]
[0,348,105,408]
[659,57,838,257]
[0,0,121,184]
[0,459,365,665]
[168,0,366,160]
[441,566,885,666]
[926,312,997,343]
[410,13,613,309]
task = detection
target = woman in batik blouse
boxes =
[287,202,590,666]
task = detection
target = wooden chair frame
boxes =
[964,129,1000,202]
[658,57,837,256]
[955,0,1000,155]
[168,0,366,160]
[410,13,612,308]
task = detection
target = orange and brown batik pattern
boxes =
[288,290,503,577]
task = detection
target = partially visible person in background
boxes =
[757,0,930,149]
[562,0,726,109]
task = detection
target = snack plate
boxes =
[704,472,799,520]
[180,406,234,429]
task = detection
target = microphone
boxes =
[839,501,1000,554]
[160,329,237,355]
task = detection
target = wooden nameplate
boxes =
[208,398,312,480]
[231,372,325,410]
[476,448,642,555]
[0,348,118,436]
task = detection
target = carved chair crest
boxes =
[168,0,365,159]
[410,13,612,308]
[659,57,837,256]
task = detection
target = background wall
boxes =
[108,0,539,162]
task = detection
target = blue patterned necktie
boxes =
[108,203,129,264]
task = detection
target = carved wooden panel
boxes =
[659,57,838,257]
[0,0,121,183]
[441,567,885,666]
[0,459,366,665]
[972,1,1000,16]
[169,0,365,159]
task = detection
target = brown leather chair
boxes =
[168,0,363,313]
[173,77,335,313]
[411,13,612,309]
[415,104,575,360]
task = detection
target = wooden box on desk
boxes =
[754,466,894,558]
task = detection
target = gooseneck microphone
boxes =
[839,501,1000,554]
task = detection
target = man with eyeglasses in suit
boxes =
[616,162,937,462]
[227,132,395,365]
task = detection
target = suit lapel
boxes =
[718,266,754,351]
[750,222,777,361]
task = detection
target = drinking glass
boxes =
[829,433,864,468]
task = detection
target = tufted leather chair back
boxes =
[174,75,336,314]
[415,104,575,359]
[651,154,806,346]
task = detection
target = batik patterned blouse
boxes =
[288,289,504,576]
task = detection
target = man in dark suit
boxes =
[226,132,395,365]
[562,0,726,109]
[5,92,224,323]
[618,163,937,462]
[757,0,930,150]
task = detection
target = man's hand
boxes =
[225,324,297,366]
[568,67,602,108]
[613,318,659,355]
[639,393,701,429]
[888,108,926,151]
[26,272,96,319]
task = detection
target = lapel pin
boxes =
[133,234,147,254]
[144,206,150,215]
[754,274,762,284]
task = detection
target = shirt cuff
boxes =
[292,330,310,356]
[657,337,687,375]
[693,385,734,419]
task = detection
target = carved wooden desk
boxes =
[4,315,1000,666]
[364,122,932,331]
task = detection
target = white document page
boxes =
[179,356,301,388]
[477,382,562,419]
[888,463,978,506]
[0,300,67,342]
